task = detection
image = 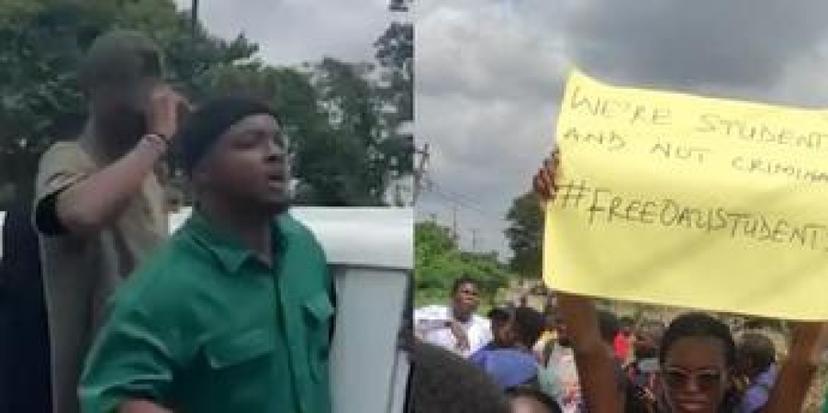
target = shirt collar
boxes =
[184,210,284,274]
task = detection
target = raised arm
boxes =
[557,293,624,413]
[760,322,828,413]
[534,151,622,412]
[36,87,186,236]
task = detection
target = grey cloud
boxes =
[567,0,828,96]
[417,0,828,259]
[417,0,566,102]
[417,0,568,257]
[176,0,394,65]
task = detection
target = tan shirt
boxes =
[34,141,167,413]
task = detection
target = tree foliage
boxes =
[415,221,513,306]
[0,0,412,208]
[504,190,544,279]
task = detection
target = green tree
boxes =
[304,57,412,205]
[0,0,255,205]
[373,21,412,142]
[504,190,544,279]
[415,221,512,307]
[0,0,412,208]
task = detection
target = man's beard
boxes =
[103,111,147,150]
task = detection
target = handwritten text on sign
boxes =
[543,69,828,320]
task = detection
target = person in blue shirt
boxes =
[471,307,545,390]
[735,332,777,413]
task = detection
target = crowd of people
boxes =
[0,16,826,413]
[411,154,828,413]
[413,275,818,413]
[1,29,336,413]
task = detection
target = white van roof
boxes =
[173,207,414,270]
[1,208,413,270]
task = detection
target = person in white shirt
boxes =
[414,276,492,358]
[538,313,583,413]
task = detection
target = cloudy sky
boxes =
[173,0,399,66]
[416,0,828,259]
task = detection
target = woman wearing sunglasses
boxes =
[532,155,827,413]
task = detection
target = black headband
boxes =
[174,96,277,173]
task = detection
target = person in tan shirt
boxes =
[32,30,187,413]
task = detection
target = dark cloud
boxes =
[567,0,828,98]
[417,0,828,258]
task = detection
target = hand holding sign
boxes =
[533,151,559,204]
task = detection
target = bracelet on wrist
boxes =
[141,133,169,153]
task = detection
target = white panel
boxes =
[330,266,409,413]
[387,350,411,413]
[168,207,413,270]
[0,211,5,259]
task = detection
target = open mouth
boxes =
[267,171,286,184]
[675,399,709,412]
[266,175,286,191]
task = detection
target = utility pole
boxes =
[389,0,410,12]
[451,205,458,242]
[471,228,479,251]
[413,143,430,203]
[191,0,199,38]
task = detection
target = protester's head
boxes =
[178,97,289,215]
[736,332,775,379]
[506,386,563,413]
[450,276,480,322]
[542,305,557,332]
[597,310,621,345]
[512,307,546,349]
[412,341,509,413]
[554,313,570,347]
[620,316,635,337]
[658,312,736,413]
[80,30,163,142]
[634,320,666,360]
[489,307,516,348]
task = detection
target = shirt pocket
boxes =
[204,327,275,369]
[302,291,335,381]
[200,328,275,409]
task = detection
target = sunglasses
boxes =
[663,367,724,392]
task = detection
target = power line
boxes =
[423,182,503,222]
[425,178,488,211]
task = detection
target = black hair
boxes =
[659,312,736,367]
[637,320,666,341]
[506,386,563,413]
[411,341,509,413]
[597,310,621,345]
[79,30,162,92]
[513,307,546,347]
[450,275,479,296]
[173,96,277,174]
[737,332,776,373]
[487,307,513,324]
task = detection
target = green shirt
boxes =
[79,212,334,413]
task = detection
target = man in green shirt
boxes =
[79,97,335,413]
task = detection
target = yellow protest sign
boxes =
[544,69,828,320]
